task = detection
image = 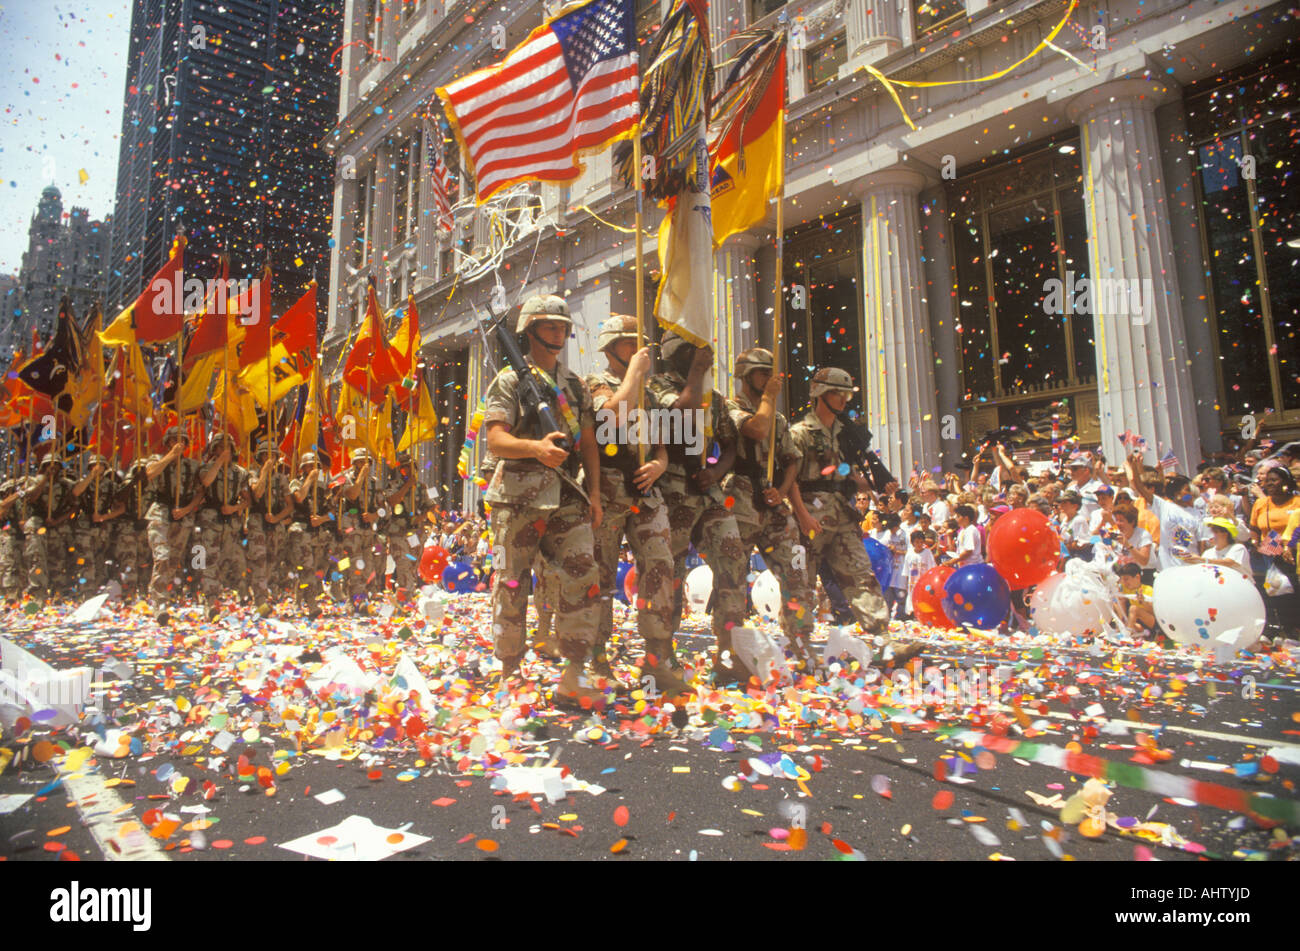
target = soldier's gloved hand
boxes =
[534,431,570,468]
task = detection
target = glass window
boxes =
[947,141,1095,408]
[805,31,846,91]
[914,0,965,38]
[750,0,786,22]
[392,139,411,247]
[1187,54,1300,420]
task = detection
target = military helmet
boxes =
[597,314,639,352]
[396,450,412,465]
[88,454,110,469]
[734,348,774,383]
[163,425,186,445]
[660,332,702,378]
[254,439,276,458]
[207,432,234,452]
[350,448,370,464]
[298,452,317,468]
[516,294,572,333]
[809,366,856,400]
[38,452,61,469]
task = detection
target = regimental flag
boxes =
[64,300,104,428]
[342,278,401,403]
[370,394,398,466]
[234,263,274,371]
[389,293,421,402]
[709,30,786,247]
[100,235,187,346]
[398,377,439,452]
[17,297,81,406]
[655,133,714,348]
[436,0,639,203]
[425,117,455,233]
[239,281,318,408]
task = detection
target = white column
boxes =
[1067,80,1201,473]
[843,0,902,72]
[855,168,941,479]
[326,174,358,346]
[713,232,764,397]
[919,183,963,469]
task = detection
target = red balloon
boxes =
[913,565,956,630]
[986,508,1060,590]
[624,565,637,603]
[419,544,450,584]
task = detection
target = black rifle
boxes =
[493,321,572,452]
[834,410,896,494]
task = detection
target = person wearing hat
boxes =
[583,314,683,690]
[723,347,819,673]
[0,476,25,601]
[383,449,428,600]
[288,451,332,613]
[16,451,74,598]
[1186,517,1250,577]
[143,426,206,618]
[788,367,923,667]
[481,293,608,706]
[338,447,382,609]
[247,440,293,608]
[645,331,751,684]
[1065,451,1105,521]
[193,433,250,611]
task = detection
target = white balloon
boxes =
[1152,564,1266,653]
[1029,561,1122,636]
[684,564,713,615]
[751,569,781,620]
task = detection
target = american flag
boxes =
[1159,447,1179,474]
[436,0,639,202]
[425,117,455,233]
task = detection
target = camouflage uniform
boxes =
[195,454,248,600]
[384,455,427,597]
[77,459,119,592]
[0,477,24,598]
[339,452,381,601]
[18,462,74,597]
[288,456,329,607]
[644,373,748,641]
[788,410,891,636]
[113,464,150,597]
[724,389,816,642]
[247,453,291,604]
[481,358,600,665]
[586,366,675,660]
[145,446,202,609]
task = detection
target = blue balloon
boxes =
[442,561,478,593]
[941,564,1011,629]
[862,537,893,589]
[615,561,632,604]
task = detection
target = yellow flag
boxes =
[398,380,438,452]
[370,394,398,466]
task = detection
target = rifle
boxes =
[834,410,896,496]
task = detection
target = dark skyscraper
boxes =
[107,0,341,321]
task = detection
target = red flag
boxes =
[102,236,187,345]
[235,264,274,370]
[342,278,400,402]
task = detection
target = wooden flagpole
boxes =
[632,122,647,468]
[765,56,786,486]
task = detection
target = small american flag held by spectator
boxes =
[1159,447,1179,474]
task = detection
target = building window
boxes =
[750,0,786,22]
[392,138,411,247]
[365,0,381,56]
[914,0,965,38]
[1187,54,1300,424]
[636,0,660,45]
[947,140,1096,444]
[805,31,846,91]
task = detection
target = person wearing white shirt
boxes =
[920,481,950,526]
[1188,518,1250,577]
[1066,453,1105,522]
[1057,491,1093,561]
[873,513,909,618]
[902,530,937,617]
[946,505,983,566]
[1124,450,1204,570]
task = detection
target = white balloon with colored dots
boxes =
[751,569,782,620]
[1151,564,1266,654]
[684,564,713,615]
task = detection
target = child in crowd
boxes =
[1113,562,1157,639]
[902,529,936,619]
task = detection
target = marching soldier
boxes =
[194,434,249,613]
[481,294,607,706]
[248,441,293,609]
[586,315,687,694]
[788,367,922,667]
[72,454,117,592]
[383,450,426,599]
[338,448,381,611]
[144,427,205,622]
[18,452,74,598]
[0,476,24,601]
[724,349,820,672]
[95,458,149,598]
[288,452,331,614]
[645,333,751,683]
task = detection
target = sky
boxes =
[0,2,133,275]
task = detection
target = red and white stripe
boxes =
[426,119,455,232]
[440,30,638,201]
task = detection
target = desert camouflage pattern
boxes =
[195,463,248,598]
[144,455,201,608]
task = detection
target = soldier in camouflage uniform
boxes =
[0,476,24,600]
[96,460,149,598]
[194,434,249,609]
[338,448,381,610]
[586,315,688,694]
[645,333,752,684]
[247,441,293,608]
[288,452,331,613]
[71,455,117,592]
[18,453,74,598]
[724,349,820,673]
[144,427,207,620]
[481,294,607,706]
[788,367,922,667]
[384,450,426,600]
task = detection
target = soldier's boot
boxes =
[640,639,692,697]
[871,638,924,669]
[554,642,615,709]
[590,631,616,679]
